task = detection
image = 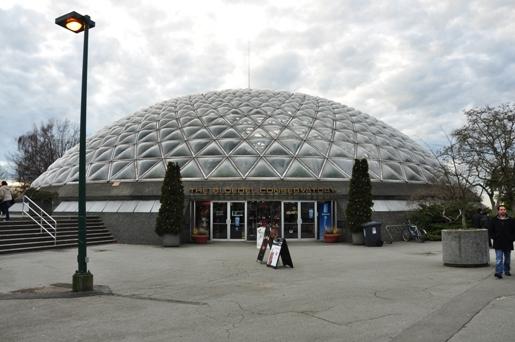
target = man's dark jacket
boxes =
[488,215,515,251]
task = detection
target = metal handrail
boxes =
[21,196,57,245]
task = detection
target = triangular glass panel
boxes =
[404,164,425,182]
[398,149,415,163]
[309,141,330,156]
[208,125,228,137]
[137,142,158,157]
[137,160,160,178]
[161,141,182,156]
[53,169,71,184]
[197,157,224,176]
[278,128,300,140]
[321,161,350,179]
[298,143,323,157]
[219,140,240,154]
[219,128,241,139]
[367,160,381,180]
[249,128,271,139]
[113,145,134,160]
[333,130,355,143]
[209,118,228,126]
[246,159,280,178]
[112,162,136,180]
[110,161,131,178]
[198,142,225,156]
[140,161,166,179]
[202,113,222,125]
[356,144,378,159]
[238,117,255,125]
[289,126,308,139]
[139,144,161,158]
[376,135,392,146]
[356,132,376,144]
[261,125,282,138]
[160,120,179,129]
[190,129,212,140]
[307,128,331,141]
[160,130,184,141]
[298,157,325,178]
[88,163,110,181]
[101,136,117,147]
[248,139,272,154]
[330,158,355,177]
[283,160,315,178]
[379,146,400,162]
[138,130,156,141]
[280,139,302,155]
[273,114,292,124]
[390,137,407,148]
[230,156,259,176]
[92,147,113,162]
[235,125,255,137]
[169,143,192,156]
[188,140,211,155]
[209,159,241,178]
[232,141,258,155]
[382,162,405,181]
[266,141,291,155]
[264,157,293,177]
[181,118,203,127]
[225,113,242,125]
[183,126,201,139]
[329,144,354,159]
[178,161,203,179]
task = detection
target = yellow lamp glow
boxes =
[66,20,83,32]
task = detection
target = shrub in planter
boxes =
[345,158,373,244]
[155,162,185,246]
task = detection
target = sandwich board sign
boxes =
[266,238,293,269]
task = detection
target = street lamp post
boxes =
[55,11,95,292]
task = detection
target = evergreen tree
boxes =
[345,158,373,233]
[155,162,185,236]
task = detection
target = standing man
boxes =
[472,208,483,228]
[488,205,515,279]
[0,181,12,222]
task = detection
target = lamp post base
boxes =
[73,272,94,292]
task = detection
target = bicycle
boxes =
[402,221,427,243]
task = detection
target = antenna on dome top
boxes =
[248,40,251,89]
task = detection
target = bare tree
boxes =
[411,132,481,228]
[8,118,79,186]
[452,103,515,214]
[0,164,9,180]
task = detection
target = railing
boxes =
[21,196,57,245]
[383,225,407,244]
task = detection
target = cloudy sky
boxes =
[1,0,514,171]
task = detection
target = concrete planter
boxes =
[163,233,180,247]
[442,229,490,267]
[352,232,364,245]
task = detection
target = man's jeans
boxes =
[495,249,511,274]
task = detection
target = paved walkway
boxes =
[1,241,514,341]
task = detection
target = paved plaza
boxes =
[1,240,514,341]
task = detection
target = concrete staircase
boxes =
[0,215,117,254]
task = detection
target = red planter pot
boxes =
[323,234,340,243]
[192,235,209,244]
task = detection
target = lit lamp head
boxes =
[55,11,95,33]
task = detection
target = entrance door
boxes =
[212,202,246,240]
[229,202,245,240]
[283,201,317,240]
[212,202,228,239]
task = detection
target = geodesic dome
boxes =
[31,89,438,188]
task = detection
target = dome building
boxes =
[32,89,437,244]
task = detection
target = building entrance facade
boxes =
[193,200,334,241]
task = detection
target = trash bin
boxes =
[362,221,383,247]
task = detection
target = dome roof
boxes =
[32,89,437,187]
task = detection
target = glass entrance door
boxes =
[212,202,228,239]
[230,202,245,240]
[212,202,246,240]
[283,201,316,239]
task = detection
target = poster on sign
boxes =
[266,238,294,269]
